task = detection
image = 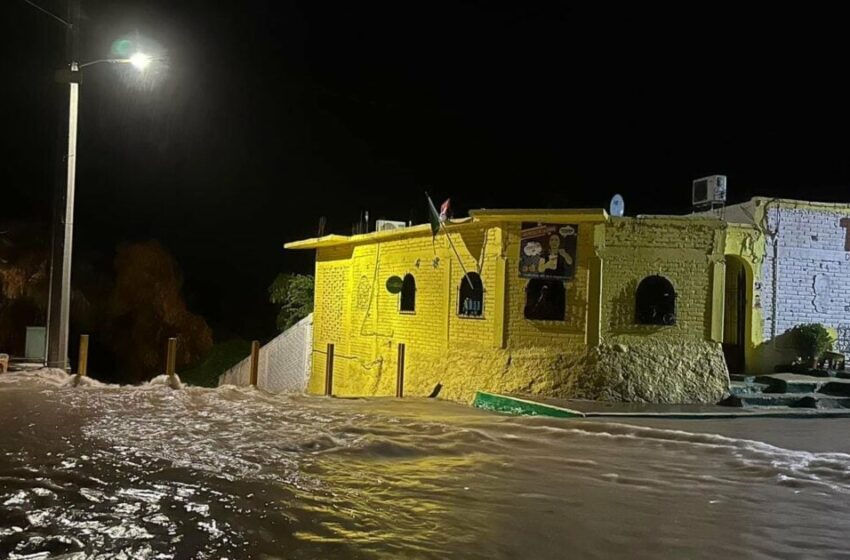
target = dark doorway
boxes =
[524,279,566,321]
[722,257,748,374]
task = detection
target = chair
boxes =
[823,351,846,371]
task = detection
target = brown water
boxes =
[2,369,850,559]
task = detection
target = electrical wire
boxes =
[21,0,71,27]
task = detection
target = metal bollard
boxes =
[396,343,406,398]
[325,343,334,396]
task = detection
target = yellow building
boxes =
[286,208,739,403]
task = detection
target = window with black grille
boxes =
[524,279,565,321]
[458,272,484,317]
[635,275,676,325]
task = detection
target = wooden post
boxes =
[166,337,177,378]
[77,334,89,376]
[325,343,334,396]
[396,343,406,398]
[249,340,260,386]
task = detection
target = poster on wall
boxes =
[519,223,578,279]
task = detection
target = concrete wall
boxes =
[218,313,313,392]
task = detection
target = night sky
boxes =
[5,2,850,339]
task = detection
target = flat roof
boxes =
[285,209,608,250]
[284,207,730,250]
[285,223,435,250]
[469,208,608,222]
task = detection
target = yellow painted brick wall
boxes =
[600,217,721,343]
[446,226,503,352]
[308,245,353,394]
[503,221,594,349]
[304,214,728,402]
[307,224,504,397]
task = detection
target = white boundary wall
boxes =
[218,313,313,393]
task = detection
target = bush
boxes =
[179,339,252,387]
[790,323,834,363]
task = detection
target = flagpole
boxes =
[426,192,474,290]
[441,221,476,290]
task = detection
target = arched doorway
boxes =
[723,256,750,373]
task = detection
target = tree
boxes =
[0,222,51,356]
[269,273,314,332]
[107,241,213,382]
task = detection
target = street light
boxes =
[45,52,152,370]
[129,52,152,71]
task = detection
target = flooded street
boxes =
[2,371,850,559]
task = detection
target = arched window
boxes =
[635,275,676,325]
[524,279,565,321]
[400,273,416,313]
[458,272,484,317]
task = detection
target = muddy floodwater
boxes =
[2,370,850,559]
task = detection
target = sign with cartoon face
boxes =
[519,223,578,280]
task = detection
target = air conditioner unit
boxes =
[692,175,727,206]
[375,220,407,232]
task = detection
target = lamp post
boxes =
[44,54,153,370]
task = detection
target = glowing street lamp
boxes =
[46,50,154,370]
[129,52,152,71]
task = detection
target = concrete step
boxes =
[720,392,850,409]
[793,395,850,409]
[753,374,850,396]
[773,368,850,379]
[820,381,850,396]
[755,375,820,394]
[730,381,770,396]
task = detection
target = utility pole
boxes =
[45,0,80,370]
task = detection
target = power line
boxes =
[20,0,71,27]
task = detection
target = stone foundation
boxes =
[416,340,729,404]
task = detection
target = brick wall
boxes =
[761,203,850,352]
[297,214,728,403]
[601,217,720,343]
[308,224,505,397]
[503,221,593,349]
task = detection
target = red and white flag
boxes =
[439,198,451,222]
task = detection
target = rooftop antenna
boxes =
[317,216,327,237]
[609,194,625,217]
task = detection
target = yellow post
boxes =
[166,337,177,378]
[249,340,260,386]
[77,334,89,376]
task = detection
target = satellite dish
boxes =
[609,194,625,217]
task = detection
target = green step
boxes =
[472,392,584,418]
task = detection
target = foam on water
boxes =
[548,421,850,493]
[2,370,850,558]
